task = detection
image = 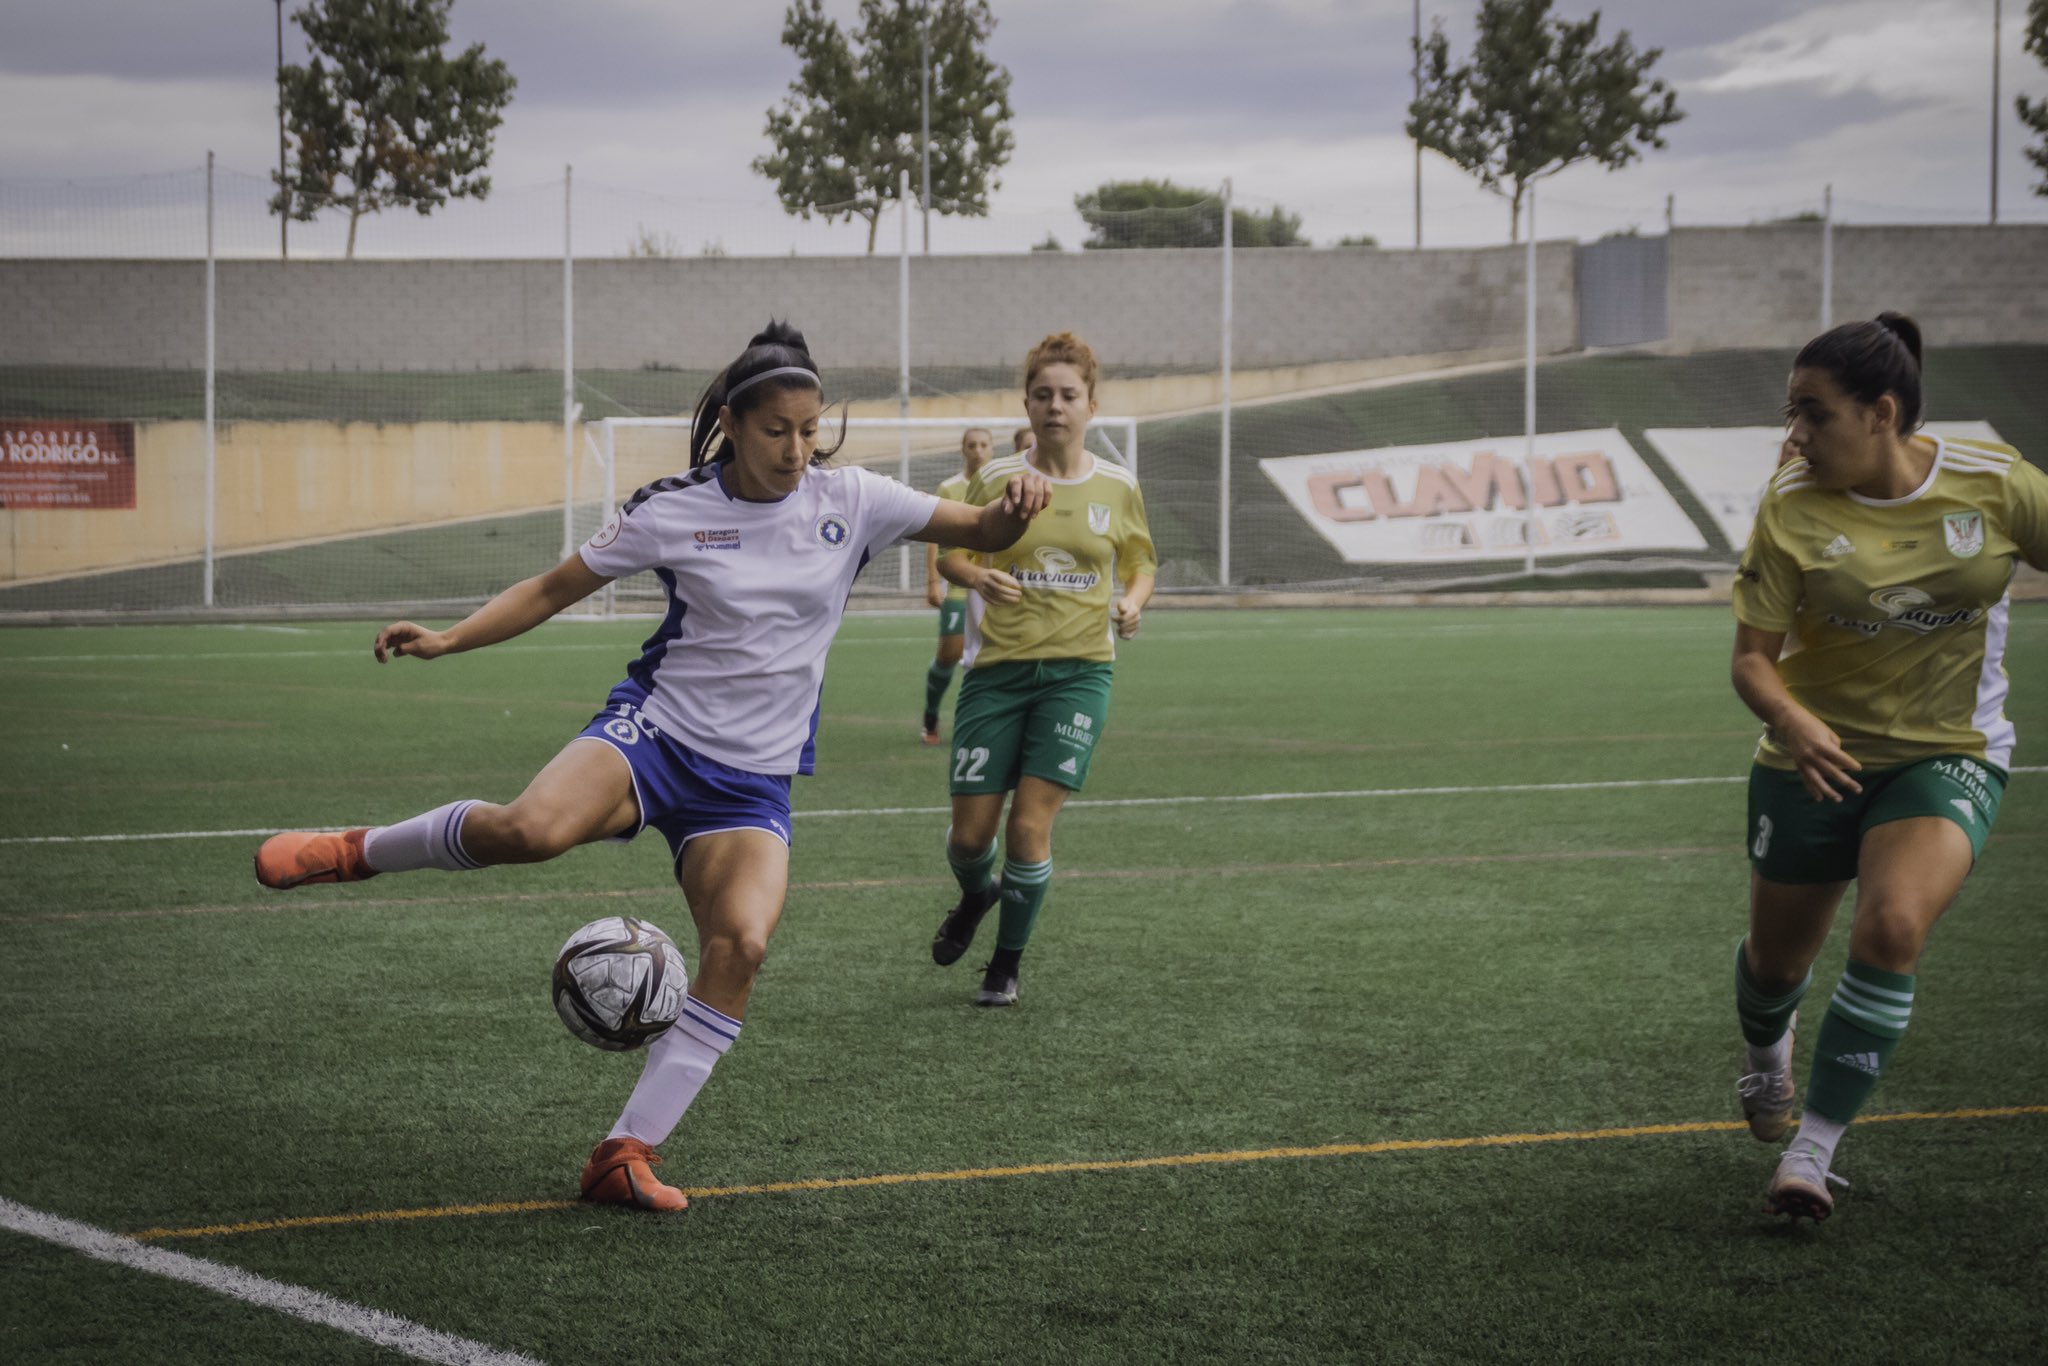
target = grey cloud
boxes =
[1665,83,1936,158]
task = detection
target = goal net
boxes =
[570,415,1138,615]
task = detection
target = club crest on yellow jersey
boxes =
[1088,502,1112,535]
[1943,511,1984,559]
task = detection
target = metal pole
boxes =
[1992,0,2003,225]
[1821,183,1834,331]
[204,151,217,608]
[275,0,287,260]
[1219,178,1234,588]
[1409,0,1425,248]
[1664,192,1674,233]
[899,168,913,591]
[921,13,932,255]
[1523,185,1537,580]
[562,164,576,564]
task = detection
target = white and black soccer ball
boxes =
[552,916,687,1051]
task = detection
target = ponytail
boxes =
[1793,312,1925,434]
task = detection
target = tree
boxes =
[1408,0,1681,241]
[1073,180,1307,250]
[2022,0,2048,197]
[754,0,1014,255]
[271,0,514,259]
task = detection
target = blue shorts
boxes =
[576,682,793,865]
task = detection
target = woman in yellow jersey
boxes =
[927,332,1156,1005]
[921,427,996,744]
[1728,313,2048,1222]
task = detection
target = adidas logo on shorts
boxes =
[1058,757,1078,775]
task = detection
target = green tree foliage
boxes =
[755,0,1014,254]
[1074,180,1307,249]
[270,0,515,258]
[2021,0,2048,197]
[1408,0,1681,241]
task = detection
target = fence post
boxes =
[1821,183,1834,332]
[898,168,912,592]
[1523,185,1538,581]
[561,164,575,564]
[203,151,217,608]
[1219,178,1233,588]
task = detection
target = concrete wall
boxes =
[1,242,1575,374]
[2,420,562,582]
[1668,225,2048,350]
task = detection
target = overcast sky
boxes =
[3,0,2044,256]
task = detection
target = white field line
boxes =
[0,1196,542,1366]
[5,769,2043,846]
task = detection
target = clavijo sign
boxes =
[1258,428,1706,563]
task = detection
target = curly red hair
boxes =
[1023,331,1099,398]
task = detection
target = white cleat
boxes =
[1737,1016,1798,1142]
[1765,1141,1848,1223]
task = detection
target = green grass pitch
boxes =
[2,605,2044,1363]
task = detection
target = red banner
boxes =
[0,421,137,509]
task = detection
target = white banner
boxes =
[1257,428,1707,564]
[1644,422,2004,550]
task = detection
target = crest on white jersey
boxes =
[590,513,622,549]
[815,514,851,549]
[1943,511,1984,559]
[1087,502,1112,536]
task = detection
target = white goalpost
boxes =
[572,414,1140,617]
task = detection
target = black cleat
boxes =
[975,961,1019,1008]
[931,883,998,966]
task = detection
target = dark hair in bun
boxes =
[1793,312,1924,434]
[689,320,843,468]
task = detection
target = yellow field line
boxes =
[127,1104,2048,1242]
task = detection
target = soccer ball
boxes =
[552,916,687,1051]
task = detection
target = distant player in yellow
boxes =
[929,332,1156,1005]
[1011,425,1034,455]
[1729,312,2048,1222]
[921,427,996,745]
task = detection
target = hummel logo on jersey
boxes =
[1058,756,1078,775]
[1950,798,1976,824]
[1822,534,1856,559]
[1835,1051,1882,1076]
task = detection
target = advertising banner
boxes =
[1257,427,1707,563]
[1644,422,2003,550]
[0,421,137,509]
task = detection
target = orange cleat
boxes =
[253,828,379,889]
[581,1137,688,1212]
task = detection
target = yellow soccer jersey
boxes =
[1732,436,2048,771]
[958,452,1157,666]
[935,471,973,602]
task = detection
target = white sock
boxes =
[1745,1030,1792,1075]
[363,800,484,873]
[607,996,741,1146]
[1789,1111,1846,1167]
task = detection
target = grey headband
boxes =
[725,365,821,401]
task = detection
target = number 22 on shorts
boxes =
[953,746,989,784]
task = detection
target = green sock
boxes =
[1734,939,1810,1047]
[923,660,956,718]
[1805,959,1915,1124]
[946,835,997,900]
[995,856,1052,951]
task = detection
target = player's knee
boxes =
[937,637,963,667]
[1849,901,1930,971]
[699,930,770,984]
[1003,814,1052,861]
[492,807,579,862]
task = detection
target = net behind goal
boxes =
[571,415,1138,616]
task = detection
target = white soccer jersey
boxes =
[579,461,939,775]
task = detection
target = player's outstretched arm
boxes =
[910,470,1051,553]
[1730,622,1861,802]
[375,554,613,663]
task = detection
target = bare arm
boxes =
[909,471,1051,553]
[374,554,612,663]
[1730,622,1861,801]
[925,541,944,608]
[938,548,1021,605]
[1112,570,1156,640]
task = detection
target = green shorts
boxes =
[937,595,966,638]
[1746,753,2006,884]
[950,659,1113,795]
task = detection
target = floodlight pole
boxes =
[921,12,932,255]
[1821,184,1834,331]
[1992,0,2002,225]
[275,0,287,260]
[1219,177,1234,588]
[562,164,576,565]
[1413,0,1422,249]
[1522,187,1538,579]
[204,151,217,608]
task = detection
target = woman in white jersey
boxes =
[927,332,1156,1006]
[253,322,1049,1212]
[1727,313,2048,1222]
